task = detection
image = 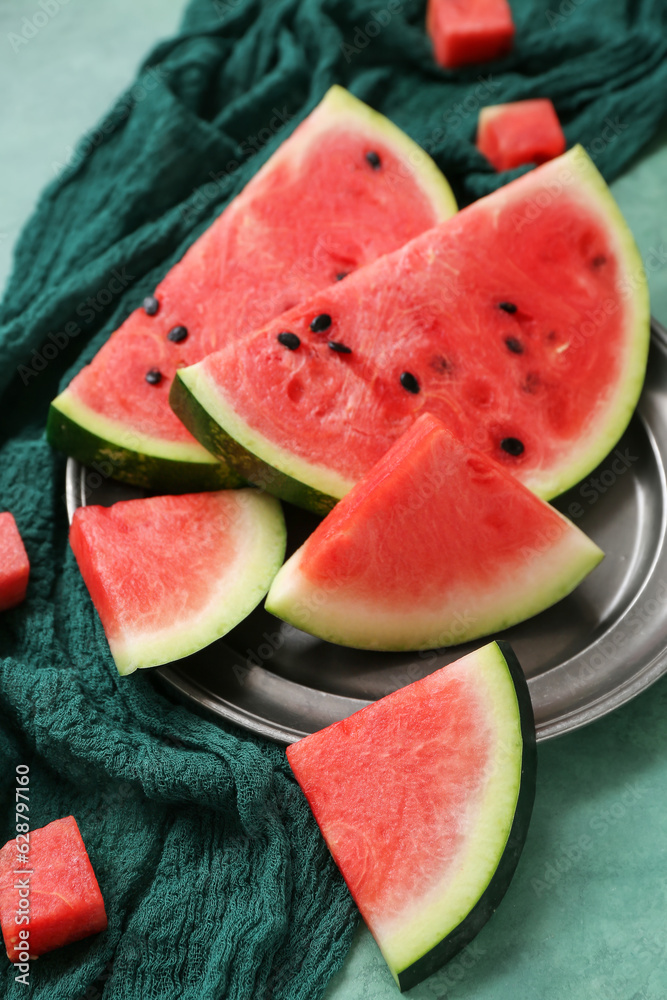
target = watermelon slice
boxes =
[172,146,650,514]
[287,640,536,991]
[47,86,457,491]
[266,413,603,650]
[427,0,515,69]
[0,816,107,959]
[477,99,567,171]
[0,513,30,611]
[69,490,285,674]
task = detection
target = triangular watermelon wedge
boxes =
[172,146,650,513]
[266,413,603,650]
[47,86,456,491]
[70,490,286,674]
[286,640,536,991]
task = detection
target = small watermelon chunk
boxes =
[477,99,566,171]
[427,0,515,69]
[0,816,107,959]
[173,146,650,513]
[287,640,536,991]
[47,86,456,491]
[70,490,285,674]
[0,513,29,611]
[266,414,603,650]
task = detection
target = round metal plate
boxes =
[66,319,667,744]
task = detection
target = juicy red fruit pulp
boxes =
[66,125,446,449]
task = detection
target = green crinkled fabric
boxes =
[0,0,666,997]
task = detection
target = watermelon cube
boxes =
[477,99,566,171]
[0,512,29,611]
[0,816,107,959]
[427,0,515,69]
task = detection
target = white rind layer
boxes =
[110,490,286,674]
[52,86,456,471]
[180,363,356,500]
[378,643,523,978]
[181,146,650,506]
[52,389,218,464]
[265,507,603,651]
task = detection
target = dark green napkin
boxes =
[1,1,666,998]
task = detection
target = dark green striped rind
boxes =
[396,640,537,992]
[169,372,338,516]
[46,401,242,492]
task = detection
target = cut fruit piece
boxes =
[266,414,603,650]
[69,490,285,674]
[427,0,515,69]
[0,512,30,611]
[47,86,457,491]
[477,99,566,171]
[286,640,536,991]
[172,146,650,514]
[0,816,107,959]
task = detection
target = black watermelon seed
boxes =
[501,437,524,456]
[400,371,420,394]
[499,302,517,314]
[366,151,381,169]
[145,368,162,385]
[167,325,188,343]
[336,272,348,281]
[505,337,523,354]
[328,340,352,354]
[592,254,607,268]
[277,331,300,350]
[310,314,332,333]
[430,355,450,373]
[143,295,159,316]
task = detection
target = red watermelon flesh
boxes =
[427,0,515,69]
[0,816,107,959]
[173,146,650,511]
[47,87,456,488]
[0,513,30,611]
[286,640,536,990]
[266,413,603,650]
[69,490,285,675]
[477,99,566,171]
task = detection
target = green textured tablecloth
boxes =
[1,2,667,999]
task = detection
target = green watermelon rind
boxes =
[170,369,344,515]
[517,145,650,500]
[172,146,650,513]
[102,490,287,675]
[46,86,457,492]
[48,392,242,491]
[392,640,536,990]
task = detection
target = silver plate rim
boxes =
[65,318,667,746]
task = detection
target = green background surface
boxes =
[1,3,667,999]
